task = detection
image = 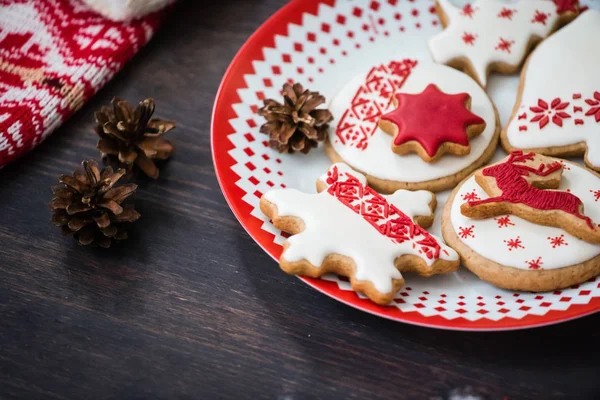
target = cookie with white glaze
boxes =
[501,10,600,173]
[442,153,600,292]
[429,0,578,88]
[260,163,459,305]
[326,60,499,193]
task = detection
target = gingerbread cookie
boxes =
[260,163,459,305]
[442,152,600,292]
[501,10,600,173]
[429,0,578,88]
[326,60,500,193]
[461,151,600,244]
[378,84,486,162]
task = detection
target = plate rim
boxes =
[210,0,600,331]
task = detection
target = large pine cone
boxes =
[95,97,175,179]
[257,83,333,154]
[50,160,140,248]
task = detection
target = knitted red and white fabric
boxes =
[0,0,166,168]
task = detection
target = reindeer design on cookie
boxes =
[461,151,599,244]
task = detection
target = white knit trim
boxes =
[81,0,172,21]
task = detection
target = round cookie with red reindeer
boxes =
[326,60,500,193]
[442,151,600,292]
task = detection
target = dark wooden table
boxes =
[1,1,599,399]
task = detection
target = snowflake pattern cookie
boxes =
[260,163,459,305]
[502,10,600,173]
[378,84,486,162]
[442,152,600,292]
[326,60,500,193]
[429,0,578,87]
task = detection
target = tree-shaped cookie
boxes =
[429,0,579,87]
[461,151,600,244]
[378,84,486,162]
[260,163,459,305]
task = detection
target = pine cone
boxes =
[257,82,333,154]
[50,160,140,248]
[95,97,176,179]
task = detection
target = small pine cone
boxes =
[95,97,176,179]
[49,160,140,248]
[257,82,333,154]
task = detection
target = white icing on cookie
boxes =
[505,11,600,170]
[265,164,458,293]
[450,161,600,270]
[429,0,560,87]
[328,62,496,183]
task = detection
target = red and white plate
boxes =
[212,0,600,330]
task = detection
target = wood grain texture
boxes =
[0,1,598,399]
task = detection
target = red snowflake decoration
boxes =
[532,10,550,25]
[591,189,600,202]
[462,32,477,46]
[461,4,477,18]
[529,98,571,128]
[526,257,543,270]
[585,91,600,122]
[498,7,516,19]
[504,236,524,251]
[495,37,515,53]
[461,189,480,202]
[547,234,568,248]
[458,225,475,239]
[494,215,515,228]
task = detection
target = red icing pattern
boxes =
[495,215,515,228]
[529,98,571,129]
[335,60,417,150]
[458,225,475,239]
[548,234,568,248]
[380,84,485,157]
[532,10,550,25]
[497,7,516,19]
[325,166,442,260]
[521,92,600,130]
[461,4,477,18]
[495,37,514,53]
[553,0,579,14]
[526,257,543,270]
[591,189,600,202]
[468,151,596,230]
[462,32,477,46]
[585,92,600,122]
[461,190,480,202]
[504,236,524,251]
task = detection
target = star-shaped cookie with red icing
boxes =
[378,84,486,163]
